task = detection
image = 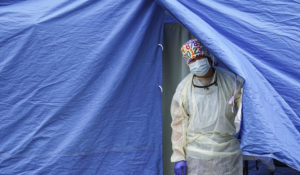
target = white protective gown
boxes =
[170,67,244,175]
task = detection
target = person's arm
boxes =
[170,90,189,162]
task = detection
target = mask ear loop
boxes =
[228,74,237,113]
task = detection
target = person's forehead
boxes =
[188,56,210,64]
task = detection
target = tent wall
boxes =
[0,0,163,174]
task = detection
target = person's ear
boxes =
[207,56,213,66]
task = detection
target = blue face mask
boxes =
[189,58,210,76]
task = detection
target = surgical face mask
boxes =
[189,58,210,76]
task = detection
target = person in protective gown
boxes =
[171,39,244,175]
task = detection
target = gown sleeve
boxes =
[170,81,190,162]
[234,76,244,134]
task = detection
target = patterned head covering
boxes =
[181,39,210,64]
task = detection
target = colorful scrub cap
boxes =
[181,39,209,64]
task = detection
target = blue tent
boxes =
[0,0,299,174]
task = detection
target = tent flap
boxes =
[158,0,300,170]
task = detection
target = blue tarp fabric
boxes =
[158,0,300,170]
[0,0,163,174]
[1,0,300,174]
